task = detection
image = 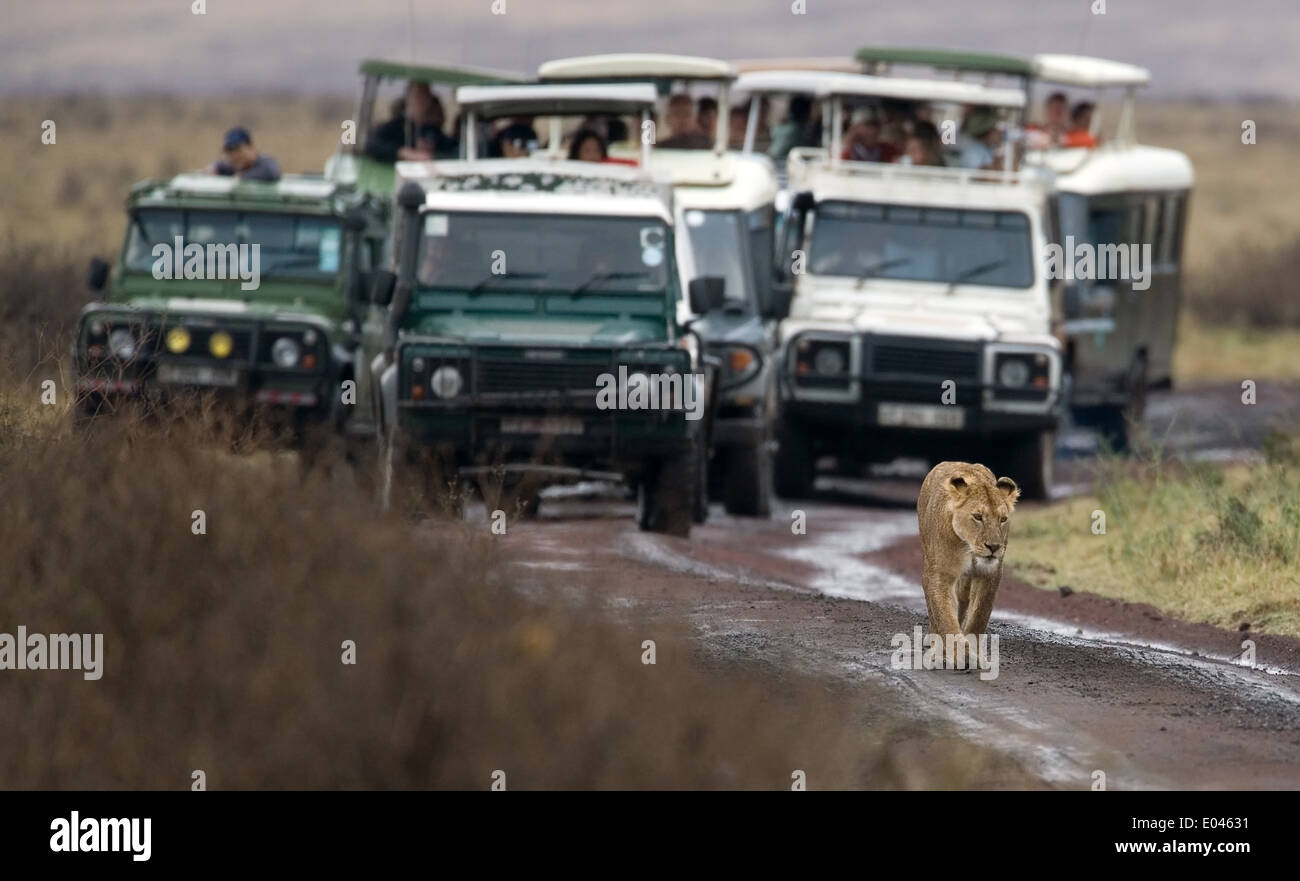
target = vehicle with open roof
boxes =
[74,173,389,444]
[361,82,719,536]
[539,53,783,515]
[325,58,526,198]
[854,48,1194,449]
[767,72,1064,499]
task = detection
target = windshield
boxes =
[123,208,343,280]
[684,209,753,307]
[416,212,670,293]
[808,201,1035,289]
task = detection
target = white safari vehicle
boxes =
[854,48,1194,450]
[763,72,1064,499]
[538,54,784,515]
[361,83,721,536]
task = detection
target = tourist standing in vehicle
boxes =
[364,81,458,161]
[1063,102,1099,148]
[957,107,1003,169]
[207,127,281,182]
[568,129,607,162]
[660,94,713,149]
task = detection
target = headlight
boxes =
[209,331,233,359]
[165,327,191,354]
[813,346,846,376]
[271,336,301,368]
[108,328,137,360]
[430,365,463,398]
[997,357,1031,388]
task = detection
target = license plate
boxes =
[499,416,584,436]
[156,363,241,388]
[877,402,965,430]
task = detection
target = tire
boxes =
[693,441,710,525]
[722,439,773,517]
[1096,359,1148,455]
[636,438,697,538]
[772,422,814,500]
[1003,430,1055,501]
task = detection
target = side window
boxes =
[1162,194,1184,264]
[747,206,774,307]
[1140,196,1159,259]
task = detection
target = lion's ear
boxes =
[946,476,969,497]
[996,476,1020,507]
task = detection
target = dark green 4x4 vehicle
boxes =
[365,84,719,536]
[74,173,387,440]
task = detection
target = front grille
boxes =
[476,359,608,395]
[869,380,981,406]
[870,342,980,379]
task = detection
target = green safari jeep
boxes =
[369,150,720,535]
[74,173,388,441]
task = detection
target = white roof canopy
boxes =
[731,57,860,74]
[539,53,736,82]
[455,83,659,118]
[737,71,1025,108]
[1031,54,1150,88]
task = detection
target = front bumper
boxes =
[778,332,1063,445]
[74,307,340,412]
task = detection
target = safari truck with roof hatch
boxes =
[74,172,388,442]
[325,58,526,198]
[364,83,719,536]
[769,73,1064,500]
[538,53,783,516]
[854,48,1194,452]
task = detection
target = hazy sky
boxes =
[4,0,1298,98]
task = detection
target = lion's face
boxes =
[947,472,1020,565]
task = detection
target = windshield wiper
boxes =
[570,270,651,299]
[466,271,548,296]
[944,259,1008,295]
[854,257,912,288]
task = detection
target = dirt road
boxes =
[491,383,1300,789]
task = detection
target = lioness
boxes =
[917,462,1019,653]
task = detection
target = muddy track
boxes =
[491,383,1300,789]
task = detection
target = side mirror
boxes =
[791,190,815,214]
[87,257,109,293]
[688,276,726,314]
[370,269,397,307]
[354,269,376,303]
[764,282,794,321]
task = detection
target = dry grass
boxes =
[1009,440,1300,637]
[0,377,1033,789]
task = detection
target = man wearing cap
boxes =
[208,127,281,182]
[957,107,1003,170]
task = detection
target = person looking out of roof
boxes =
[956,106,1004,169]
[768,94,819,160]
[696,96,719,144]
[899,121,945,167]
[206,127,281,182]
[568,129,608,163]
[364,81,457,162]
[493,122,538,158]
[842,110,898,163]
[659,94,713,149]
[1026,91,1069,149]
[1063,101,1099,148]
